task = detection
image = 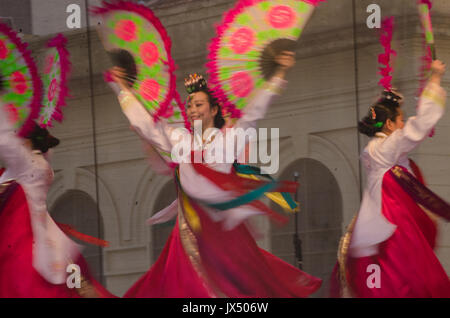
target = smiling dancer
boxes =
[109,51,322,297]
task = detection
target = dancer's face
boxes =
[384,109,405,134]
[186,91,218,131]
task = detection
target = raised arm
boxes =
[235,51,294,130]
[372,60,447,165]
[109,67,184,153]
[0,103,32,176]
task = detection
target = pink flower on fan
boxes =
[11,71,27,94]
[140,42,159,66]
[0,39,8,59]
[4,103,19,123]
[44,55,55,74]
[231,71,253,98]
[140,79,160,101]
[268,5,296,29]
[48,78,58,102]
[230,27,254,54]
[115,19,137,42]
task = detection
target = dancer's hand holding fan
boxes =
[206,0,325,118]
[92,0,178,120]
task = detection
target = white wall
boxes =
[30,0,102,36]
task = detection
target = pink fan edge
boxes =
[206,0,325,118]
[42,33,71,127]
[91,0,177,122]
[377,17,396,91]
[0,22,43,137]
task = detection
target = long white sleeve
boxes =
[0,106,50,219]
[0,104,80,284]
[117,90,185,153]
[350,82,447,257]
[231,77,286,160]
[0,105,34,179]
[234,76,287,130]
[370,82,446,167]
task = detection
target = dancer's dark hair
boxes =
[26,122,60,153]
[185,74,225,129]
[358,90,403,137]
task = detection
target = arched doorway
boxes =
[150,180,177,263]
[50,190,104,284]
[271,158,342,297]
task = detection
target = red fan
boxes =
[92,0,177,120]
[417,0,436,137]
[38,34,71,128]
[0,23,42,137]
[207,0,325,118]
[377,17,396,91]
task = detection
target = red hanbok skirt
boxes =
[331,166,450,298]
[125,192,322,298]
[0,181,115,298]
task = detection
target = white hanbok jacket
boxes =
[0,106,80,284]
[112,77,286,230]
[349,82,447,257]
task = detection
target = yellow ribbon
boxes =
[181,191,201,233]
[236,173,299,213]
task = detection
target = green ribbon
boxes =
[174,164,298,212]
[208,181,278,211]
[374,122,383,128]
[233,163,298,211]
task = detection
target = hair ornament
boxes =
[374,122,384,128]
[184,73,208,94]
[371,107,377,120]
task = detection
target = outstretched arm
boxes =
[235,51,295,130]
[0,103,32,177]
[109,67,184,153]
[372,60,447,165]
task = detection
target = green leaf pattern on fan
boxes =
[0,34,34,129]
[107,10,171,113]
[216,0,315,109]
[39,49,61,126]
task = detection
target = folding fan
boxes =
[0,23,42,137]
[92,0,177,119]
[207,0,325,117]
[38,34,71,128]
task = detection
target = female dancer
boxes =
[0,100,114,297]
[332,60,450,297]
[109,51,322,297]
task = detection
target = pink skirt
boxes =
[331,167,450,298]
[0,182,115,298]
[125,193,322,298]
